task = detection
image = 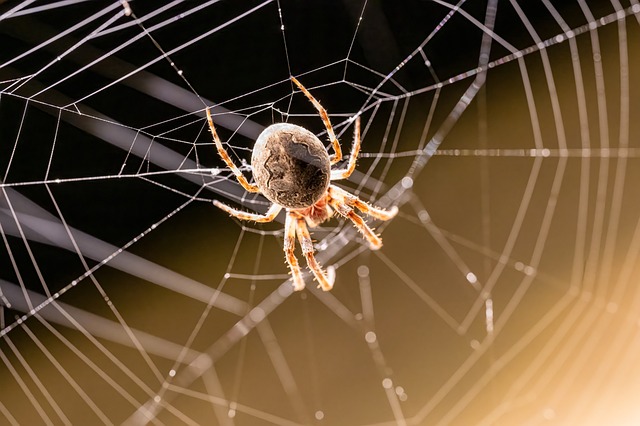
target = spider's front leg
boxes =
[294,217,333,291]
[329,185,398,221]
[327,185,398,250]
[284,212,305,291]
[329,198,383,250]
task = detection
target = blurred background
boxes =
[1,1,640,425]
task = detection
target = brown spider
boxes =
[207,77,398,291]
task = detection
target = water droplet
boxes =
[357,265,369,277]
[365,331,377,343]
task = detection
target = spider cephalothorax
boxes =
[208,77,397,291]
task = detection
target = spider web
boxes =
[1,0,640,425]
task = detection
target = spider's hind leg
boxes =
[330,116,361,181]
[291,76,343,165]
[207,107,260,193]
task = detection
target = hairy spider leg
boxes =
[213,201,282,222]
[328,196,383,250]
[206,107,259,193]
[291,77,342,165]
[284,212,305,291]
[329,185,398,221]
[331,116,361,181]
[295,217,333,291]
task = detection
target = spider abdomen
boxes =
[252,123,330,209]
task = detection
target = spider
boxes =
[207,77,398,291]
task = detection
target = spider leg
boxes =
[213,200,281,223]
[206,108,260,193]
[295,217,333,291]
[329,185,398,221]
[284,212,305,291]
[330,116,361,181]
[328,197,383,250]
[291,77,342,165]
